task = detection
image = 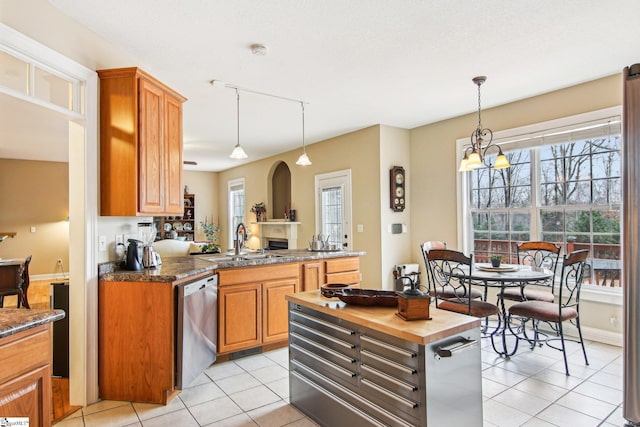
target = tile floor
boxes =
[55,337,624,427]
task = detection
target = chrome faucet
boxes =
[234,223,247,256]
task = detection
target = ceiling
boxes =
[4,1,640,170]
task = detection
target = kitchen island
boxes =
[286,291,482,427]
[98,249,364,404]
[0,308,65,426]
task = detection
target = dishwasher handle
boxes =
[434,337,477,359]
[181,274,217,297]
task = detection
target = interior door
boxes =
[315,170,352,250]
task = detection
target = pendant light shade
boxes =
[229,89,248,159]
[296,102,312,166]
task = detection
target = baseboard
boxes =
[32,273,69,282]
[536,322,622,347]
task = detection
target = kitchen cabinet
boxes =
[98,67,187,216]
[325,256,360,285]
[98,271,211,404]
[0,324,52,426]
[299,261,324,291]
[218,263,299,354]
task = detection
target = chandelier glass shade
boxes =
[296,102,312,166]
[459,76,510,172]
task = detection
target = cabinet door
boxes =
[139,77,165,214]
[301,262,323,291]
[218,283,262,353]
[262,278,298,344]
[0,365,51,427]
[164,93,184,214]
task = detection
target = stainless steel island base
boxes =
[288,298,482,427]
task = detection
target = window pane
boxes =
[0,51,29,95]
[541,211,564,232]
[592,152,621,179]
[593,178,621,204]
[321,186,343,244]
[34,66,74,111]
[565,181,591,205]
[540,183,565,206]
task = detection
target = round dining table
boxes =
[468,263,553,357]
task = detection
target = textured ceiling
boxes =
[5,1,640,170]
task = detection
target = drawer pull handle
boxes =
[292,311,355,335]
[290,321,355,349]
[361,364,417,392]
[290,332,356,363]
[361,335,416,358]
[361,378,418,409]
[361,350,417,375]
[291,343,356,378]
[435,337,478,359]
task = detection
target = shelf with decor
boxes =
[154,194,196,240]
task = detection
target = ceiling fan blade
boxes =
[183,160,198,165]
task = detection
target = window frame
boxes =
[457,106,622,304]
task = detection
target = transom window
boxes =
[459,108,622,291]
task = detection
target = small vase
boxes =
[491,258,501,268]
[256,213,262,222]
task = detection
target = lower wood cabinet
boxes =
[218,263,299,355]
[300,261,324,291]
[325,256,360,285]
[0,324,52,427]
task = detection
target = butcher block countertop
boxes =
[0,308,65,339]
[286,290,480,346]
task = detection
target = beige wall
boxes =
[218,125,383,287]
[379,125,411,290]
[409,74,623,336]
[0,159,69,275]
[184,170,219,241]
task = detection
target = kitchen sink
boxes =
[205,253,283,263]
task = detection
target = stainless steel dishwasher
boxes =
[176,274,218,389]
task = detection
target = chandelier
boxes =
[459,76,510,171]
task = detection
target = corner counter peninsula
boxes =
[286,291,483,427]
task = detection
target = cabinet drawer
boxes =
[219,263,298,285]
[0,326,50,385]
[325,272,360,285]
[325,257,359,274]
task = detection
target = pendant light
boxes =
[459,76,510,171]
[229,88,248,159]
[296,102,312,166]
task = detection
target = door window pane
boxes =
[321,186,343,245]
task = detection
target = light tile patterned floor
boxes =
[56,337,624,426]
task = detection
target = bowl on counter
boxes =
[321,283,351,298]
[336,288,399,307]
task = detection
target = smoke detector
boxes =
[250,43,268,56]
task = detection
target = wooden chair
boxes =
[425,249,499,319]
[508,250,590,376]
[500,241,561,303]
[0,255,31,308]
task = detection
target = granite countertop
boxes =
[286,290,480,346]
[0,308,65,339]
[99,249,365,282]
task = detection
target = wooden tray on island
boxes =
[335,288,398,307]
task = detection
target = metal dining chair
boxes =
[425,249,499,319]
[420,242,483,300]
[500,241,561,303]
[507,249,590,376]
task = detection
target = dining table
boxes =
[0,258,27,308]
[467,263,553,357]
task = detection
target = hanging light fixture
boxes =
[229,88,248,159]
[296,102,312,166]
[459,76,510,172]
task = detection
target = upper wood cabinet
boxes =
[98,67,187,216]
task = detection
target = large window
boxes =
[460,108,622,291]
[228,178,245,246]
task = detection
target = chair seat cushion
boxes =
[509,300,578,322]
[500,286,554,303]
[439,299,500,318]
[433,287,483,300]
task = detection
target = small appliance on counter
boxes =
[124,238,143,271]
[138,222,159,268]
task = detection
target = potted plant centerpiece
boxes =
[490,255,504,268]
[199,216,220,253]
